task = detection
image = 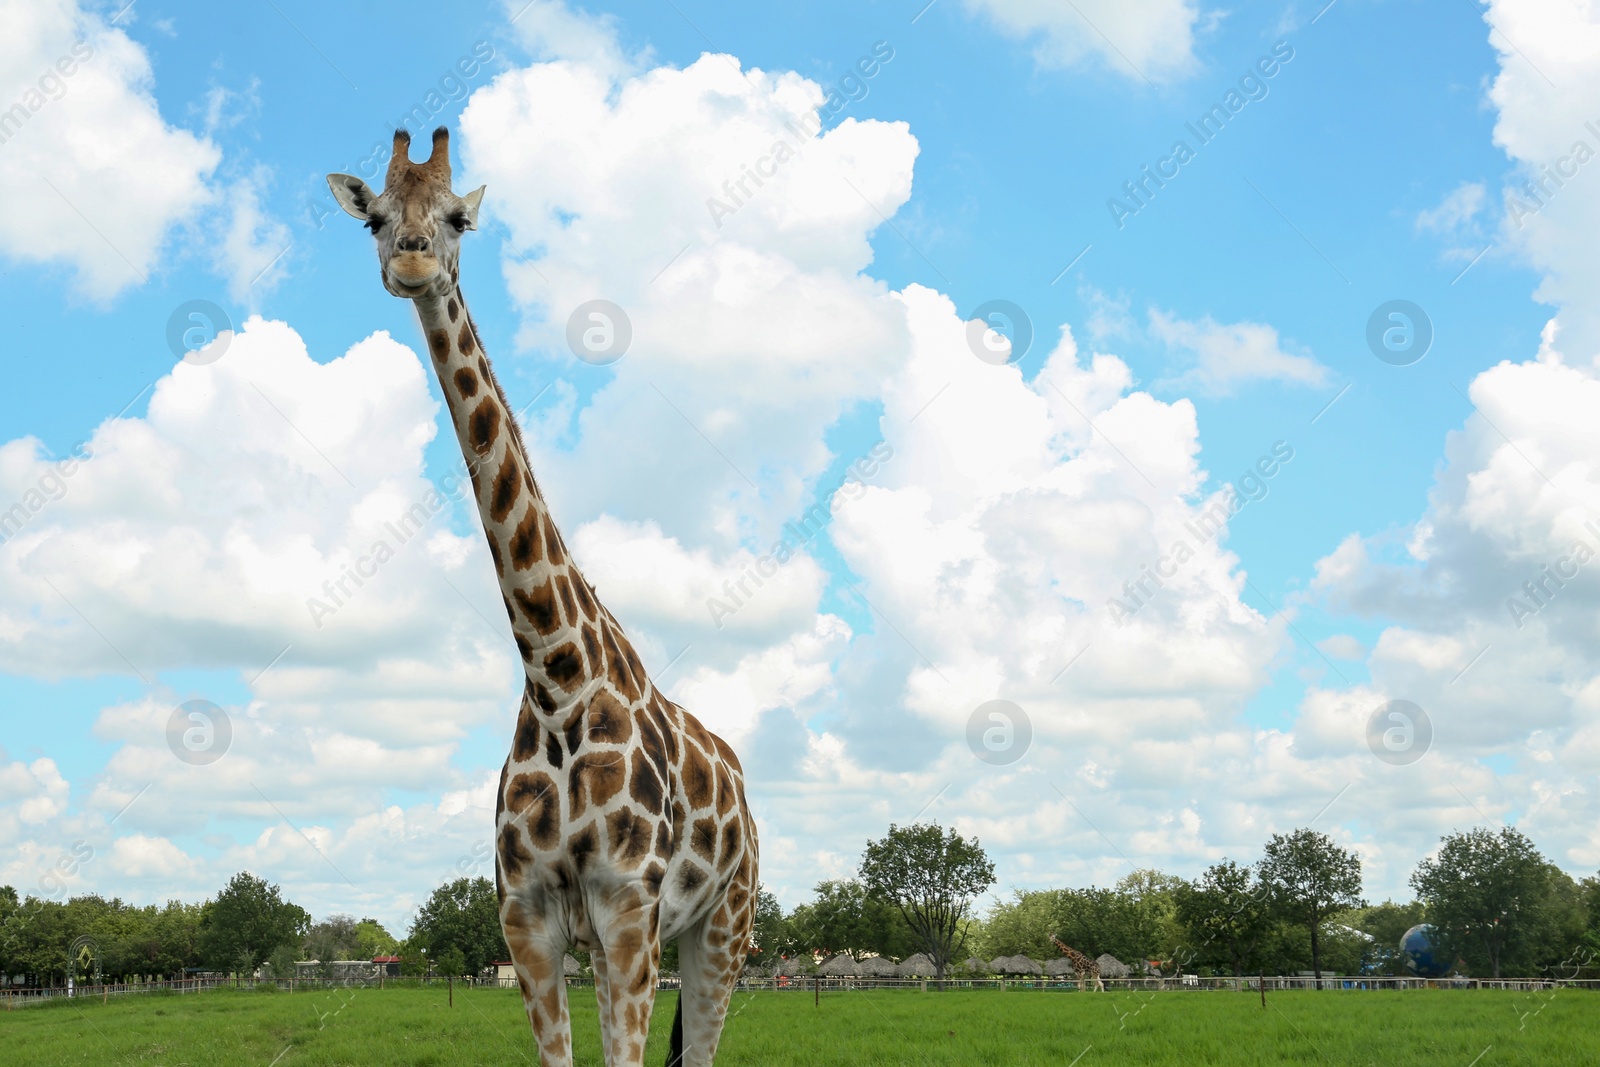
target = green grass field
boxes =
[3,984,1595,1065]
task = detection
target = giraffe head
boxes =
[326,126,485,300]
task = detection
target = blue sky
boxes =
[2,0,1596,932]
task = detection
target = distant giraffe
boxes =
[1050,936,1104,993]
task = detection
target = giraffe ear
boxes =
[459,185,486,230]
[326,173,377,221]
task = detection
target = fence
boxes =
[7,972,1598,1009]
[735,975,1600,993]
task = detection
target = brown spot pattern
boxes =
[491,453,521,522]
[568,753,625,819]
[606,808,654,867]
[468,397,500,454]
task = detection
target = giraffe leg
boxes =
[504,928,574,1067]
[673,887,754,1067]
[591,944,615,1057]
[593,902,661,1066]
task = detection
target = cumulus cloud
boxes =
[0,316,527,923]
[450,22,1366,902]
[0,0,220,298]
[1149,308,1330,395]
[962,0,1204,82]
[1487,0,1600,362]
[1297,0,1600,873]
[461,50,917,552]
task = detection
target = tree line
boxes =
[5,823,1597,987]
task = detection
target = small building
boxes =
[857,956,897,978]
[1096,954,1130,979]
[374,956,402,978]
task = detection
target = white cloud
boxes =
[1149,308,1330,395]
[962,0,1203,82]
[462,52,917,555]
[1487,0,1600,362]
[1316,634,1367,661]
[1417,180,1486,235]
[215,170,293,302]
[502,0,639,83]
[0,316,524,918]
[0,0,220,298]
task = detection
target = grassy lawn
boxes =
[2,984,1595,1065]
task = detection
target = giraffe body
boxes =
[1050,936,1104,993]
[329,128,757,1067]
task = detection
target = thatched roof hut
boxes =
[1044,957,1077,977]
[897,953,937,978]
[817,954,862,977]
[563,954,583,976]
[962,957,990,974]
[776,956,811,977]
[1096,954,1130,979]
[993,955,1042,975]
[858,956,897,978]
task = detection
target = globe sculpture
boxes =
[1399,924,1450,978]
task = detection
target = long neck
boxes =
[412,290,652,721]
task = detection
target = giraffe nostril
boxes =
[398,235,432,253]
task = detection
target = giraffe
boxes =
[1049,935,1104,993]
[327,127,758,1067]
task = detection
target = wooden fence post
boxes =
[449,975,453,1008]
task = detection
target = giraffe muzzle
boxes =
[388,251,442,293]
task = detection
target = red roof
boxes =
[373,956,401,963]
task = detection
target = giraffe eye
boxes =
[365,214,386,234]
[447,212,469,233]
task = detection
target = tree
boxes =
[859,823,996,979]
[1115,870,1187,971]
[410,877,507,976]
[788,880,913,961]
[304,914,362,963]
[1257,829,1363,986]
[1175,860,1272,977]
[266,943,300,980]
[1411,827,1572,979]
[434,946,468,977]
[352,918,399,960]
[198,873,310,973]
[749,886,787,966]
